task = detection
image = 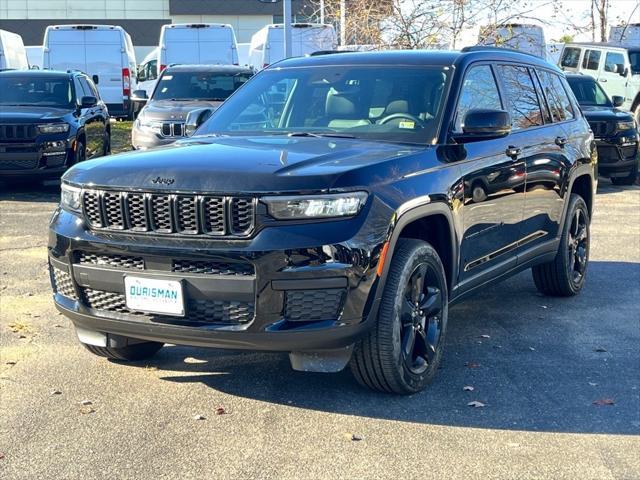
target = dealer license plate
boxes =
[124,276,184,316]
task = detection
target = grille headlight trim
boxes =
[60,183,82,213]
[38,123,69,134]
[262,192,368,220]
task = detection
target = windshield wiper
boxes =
[287,132,356,139]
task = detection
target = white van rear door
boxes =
[198,28,235,64]
[47,29,86,72]
[164,28,200,65]
[84,30,123,105]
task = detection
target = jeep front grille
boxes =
[0,124,37,141]
[81,190,256,237]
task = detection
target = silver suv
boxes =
[130,64,253,150]
[560,42,640,125]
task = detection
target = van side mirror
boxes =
[80,96,98,109]
[131,90,148,104]
[455,109,512,142]
[617,65,628,77]
[611,95,624,107]
[185,108,214,137]
[92,74,99,85]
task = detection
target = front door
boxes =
[598,50,630,107]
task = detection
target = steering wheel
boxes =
[377,113,425,128]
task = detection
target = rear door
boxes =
[84,29,123,108]
[46,29,86,72]
[164,27,200,65]
[199,27,236,64]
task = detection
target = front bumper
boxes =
[48,205,388,352]
[0,138,74,178]
[595,135,638,176]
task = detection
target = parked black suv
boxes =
[49,49,596,394]
[0,69,110,180]
[566,73,638,185]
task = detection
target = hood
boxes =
[0,106,71,123]
[140,100,223,122]
[580,105,634,122]
[64,135,429,193]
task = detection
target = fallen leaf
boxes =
[215,406,227,415]
[50,389,62,395]
[80,406,96,414]
[0,452,4,460]
[194,414,206,420]
[465,362,481,368]
[80,400,92,406]
[351,434,364,441]
[594,347,607,353]
[467,400,486,408]
[593,398,615,406]
[463,385,474,391]
[480,334,490,339]
[184,357,208,364]
[5,360,17,365]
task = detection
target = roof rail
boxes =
[308,50,353,56]
[461,45,542,59]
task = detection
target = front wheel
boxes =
[532,193,590,296]
[350,238,448,394]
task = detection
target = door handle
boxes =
[555,136,568,147]
[506,145,521,159]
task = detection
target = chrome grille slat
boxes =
[81,190,255,237]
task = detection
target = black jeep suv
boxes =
[0,69,110,180]
[566,74,638,185]
[49,49,596,394]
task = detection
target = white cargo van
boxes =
[43,25,138,118]
[477,23,546,59]
[249,24,337,70]
[609,24,640,46]
[137,47,160,97]
[237,42,251,66]
[158,23,239,75]
[0,29,29,70]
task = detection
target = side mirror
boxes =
[618,65,628,77]
[457,109,511,142]
[131,89,148,103]
[185,108,214,137]
[612,95,624,107]
[92,74,99,85]
[80,96,98,109]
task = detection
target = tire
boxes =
[350,238,448,394]
[75,139,86,164]
[82,341,164,361]
[532,193,590,296]
[611,161,638,186]
[103,130,111,156]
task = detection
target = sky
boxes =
[455,0,640,45]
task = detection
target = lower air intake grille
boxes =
[171,260,254,276]
[50,266,77,300]
[284,289,345,321]
[77,252,144,270]
[82,289,254,324]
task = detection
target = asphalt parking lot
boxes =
[0,179,639,480]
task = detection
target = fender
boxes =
[364,200,459,325]
[556,160,596,240]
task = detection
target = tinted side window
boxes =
[453,65,502,132]
[538,70,575,122]
[83,77,100,99]
[74,78,87,102]
[561,47,581,68]
[79,78,94,99]
[604,52,625,73]
[497,65,543,130]
[581,49,601,70]
[148,60,158,81]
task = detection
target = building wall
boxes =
[0,0,171,19]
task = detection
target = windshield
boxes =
[566,77,611,107]
[196,65,451,144]
[629,50,640,75]
[153,71,253,101]
[0,75,73,108]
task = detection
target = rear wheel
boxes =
[82,341,164,361]
[103,129,111,155]
[532,194,590,296]
[75,139,86,163]
[350,238,448,394]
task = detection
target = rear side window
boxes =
[497,65,543,130]
[453,65,502,132]
[537,70,575,122]
[81,77,100,99]
[561,47,581,68]
[604,52,625,73]
[582,50,601,71]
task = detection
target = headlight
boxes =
[135,113,163,134]
[38,123,69,134]
[60,183,82,213]
[616,121,636,132]
[262,192,368,220]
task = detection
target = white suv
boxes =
[559,43,640,125]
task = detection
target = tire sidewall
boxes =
[384,242,448,392]
[559,195,590,294]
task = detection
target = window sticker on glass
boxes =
[161,75,173,81]
[399,121,415,129]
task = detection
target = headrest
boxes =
[326,93,358,118]
[385,100,409,115]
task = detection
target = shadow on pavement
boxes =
[127,260,640,435]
